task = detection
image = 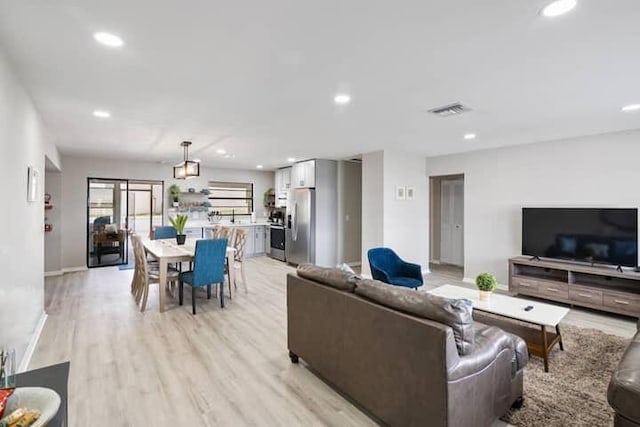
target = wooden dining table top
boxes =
[141,237,236,259]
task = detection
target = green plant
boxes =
[263,188,275,207]
[475,272,497,292]
[168,184,181,203]
[169,214,189,235]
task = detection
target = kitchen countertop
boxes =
[186,221,271,229]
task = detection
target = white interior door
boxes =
[440,179,464,266]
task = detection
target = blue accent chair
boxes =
[153,226,177,240]
[179,238,228,314]
[367,247,423,289]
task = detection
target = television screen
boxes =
[522,208,638,267]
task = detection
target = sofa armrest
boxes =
[399,261,423,283]
[447,325,514,381]
[608,339,640,424]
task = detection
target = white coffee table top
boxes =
[428,285,570,327]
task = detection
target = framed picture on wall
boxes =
[395,186,406,200]
[406,186,416,200]
[27,166,39,202]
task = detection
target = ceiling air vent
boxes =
[427,103,472,117]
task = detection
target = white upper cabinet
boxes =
[274,167,292,207]
[292,160,315,188]
[282,167,291,190]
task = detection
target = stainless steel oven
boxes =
[269,224,286,261]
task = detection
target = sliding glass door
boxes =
[127,181,164,238]
[87,178,128,267]
[87,178,164,268]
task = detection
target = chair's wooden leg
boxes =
[207,285,211,299]
[179,281,184,306]
[140,278,149,312]
[240,262,248,293]
[220,282,225,309]
[192,287,197,315]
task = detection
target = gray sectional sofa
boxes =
[287,265,528,427]
[608,320,640,427]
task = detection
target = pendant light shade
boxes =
[173,141,200,179]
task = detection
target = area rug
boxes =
[501,324,628,427]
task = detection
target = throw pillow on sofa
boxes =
[297,264,359,292]
[355,279,475,355]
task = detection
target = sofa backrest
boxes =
[355,278,475,355]
[287,273,459,427]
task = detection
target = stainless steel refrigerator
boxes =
[285,188,315,265]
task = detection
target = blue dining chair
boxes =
[179,238,228,314]
[367,247,424,289]
[153,226,177,240]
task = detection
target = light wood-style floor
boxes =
[32,258,637,427]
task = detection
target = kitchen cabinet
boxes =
[292,160,315,188]
[254,226,266,254]
[275,167,291,207]
[240,227,255,256]
[184,227,204,238]
[236,225,268,257]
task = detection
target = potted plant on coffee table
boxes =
[475,272,497,301]
[169,214,189,245]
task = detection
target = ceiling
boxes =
[0,0,639,170]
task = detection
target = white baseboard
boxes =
[19,312,48,373]
[45,266,88,278]
[346,261,362,267]
[430,259,442,265]
[421,268,431,275]
[63,266,88,274]
[44,270,62,277]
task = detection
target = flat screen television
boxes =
[522,208,638,267]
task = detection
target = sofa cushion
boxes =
[297,264,358,292]
[355,279,475,355]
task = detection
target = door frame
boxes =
[86,177,164,268]
[429,174,465,269]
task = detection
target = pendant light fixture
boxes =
[173,141,200,179]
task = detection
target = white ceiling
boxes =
[0,0,639,170]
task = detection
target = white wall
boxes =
[361,150,429,275]
[382,151,429,269]
[361,152,385,275]
[337,160,362,265]
[426,130,640,285]
[58,155,274,269]
[0,49,58,365]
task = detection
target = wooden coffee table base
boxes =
[474,312,564,373]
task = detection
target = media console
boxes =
[509,256,640,317]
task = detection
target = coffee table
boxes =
[429,285,570,372]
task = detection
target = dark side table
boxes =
[14,362,70,427]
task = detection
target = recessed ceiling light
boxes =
[256,165,264,169]
[287,157,296,162]
[463,133,476,140]
[216,149,227,154]
[621,104,640,112]
[93,32,124,48]
[541,0,577,17]
[334,94,351,105]
[93,110,111,118]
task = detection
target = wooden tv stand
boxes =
[509,257,640,317]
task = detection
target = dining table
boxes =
[141,237,236,312]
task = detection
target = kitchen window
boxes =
[208,181,254,215]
